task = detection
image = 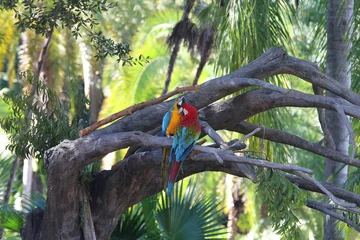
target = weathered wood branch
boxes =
[88,149,360,239]
[306,200,360,232]
[198,89,360,167]
[93,47,360,138]
[79,85,199,136]
[293,171,357,209]
[226,121,360,168]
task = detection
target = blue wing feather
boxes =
[161,111,172,136]
[172,125,200,162]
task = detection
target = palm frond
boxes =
[110,205,147,240]
[0,154,14,198]
[167,19,199,53]
[156,180,227,240]
[141,195,160,239]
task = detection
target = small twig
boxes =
[79,85,200,136]
[306,200,360,232]
[294,171,357,210]
[227,128,262,149]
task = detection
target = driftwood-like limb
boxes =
[228,127,262,149]
[92,47,360,139]
[123,125,163,159]
[89,149,360,238]
[93,131,309,178]
[285,175,360,207]
[293,171,357,210]
[205,139,247,150]
[306,200,360,232]
[199,120,228,149]
[206,153,313,175]
[198,120,256,181]
[79,85,200,136]
[227,121,360,168]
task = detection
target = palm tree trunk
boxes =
[79,41,104,125]
[324,0,353,239]
[162,38,181,95]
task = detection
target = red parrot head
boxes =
[179,103,199,127]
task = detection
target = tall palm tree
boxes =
[162,0,198,95]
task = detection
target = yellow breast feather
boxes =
[166,109,182,136]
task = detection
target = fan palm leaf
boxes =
[110,205,147,240]
[156,180,227,240]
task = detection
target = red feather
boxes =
[169,160,181,182]
[180,103,201,132]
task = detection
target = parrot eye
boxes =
[177,96,185,108]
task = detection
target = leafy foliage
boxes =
[110,205,147,240]
[0,193,46,233]
[257,168,307,239]
[156,181,227,240]
[0,154,13,197]
[0,73,88,162]
[0,0,136,64]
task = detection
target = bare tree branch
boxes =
[88,149,360,238]
[79,85,199,136]
[227,128,262,149]
[293,171,357,210]
[306,200,360,232]
[91,47,360,139]
[226,121,360,168]
[200,120,228,149]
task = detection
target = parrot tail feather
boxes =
[167,160,181,196]
[167,181,174,196]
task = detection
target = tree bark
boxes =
[324,0,353,239]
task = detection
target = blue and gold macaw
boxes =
[167,102,201,196]
[160,97,184,188]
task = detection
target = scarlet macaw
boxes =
[167,102,201,196]
[160,97,184,188]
